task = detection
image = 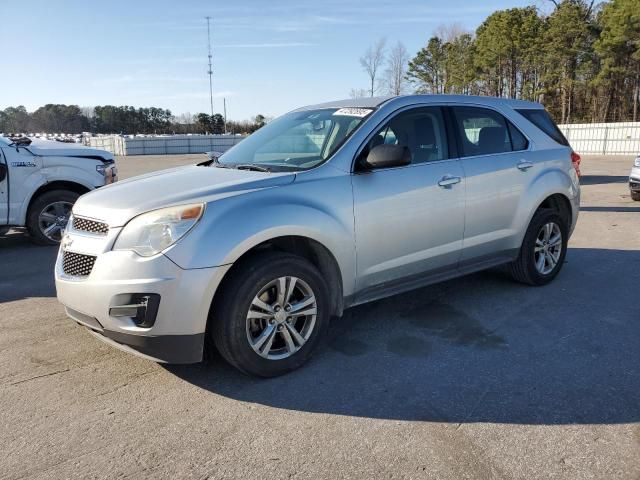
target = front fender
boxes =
[164,175,357,297]
[17,168,97,225]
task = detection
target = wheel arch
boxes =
[209,235,344,320]
[536,192,573,227]
[24,180,91,224]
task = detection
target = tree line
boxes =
[0,104,269,135]
[356,0,640,124]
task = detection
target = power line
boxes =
[205,16,214,118]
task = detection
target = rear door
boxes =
[449,105,532,264]
[0,148,8,225]
[352,106,465,295]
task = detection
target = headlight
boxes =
[97,163,118,184]
[113,204,204,257]
[634,157,640,167]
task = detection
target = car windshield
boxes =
[217,107,374,171]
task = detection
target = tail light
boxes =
[571,151,581,177]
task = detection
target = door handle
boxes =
[517,160,534,171]
[438,175,461,187]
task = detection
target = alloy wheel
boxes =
[38,201,73,242]
[534,222,562,275]
[246,276,317,360]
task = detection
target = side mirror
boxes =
[198,151,224,167]
[0,164,6,182]
[206,151,224,162]
[363,144,411,170]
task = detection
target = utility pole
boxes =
[205,16,214,119]
[223,98,227,134]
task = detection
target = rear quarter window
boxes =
[516,109,569,146]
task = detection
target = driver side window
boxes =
[366,107,448,165]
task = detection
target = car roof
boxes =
[295,94,543,112]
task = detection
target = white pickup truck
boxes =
[0,136,117,244]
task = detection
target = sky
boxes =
[2,0,538,121]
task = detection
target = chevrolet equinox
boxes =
[55,95,580,377]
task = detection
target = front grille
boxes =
[72,216,109,235]
[62,251,97,277]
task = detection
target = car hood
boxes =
[25,138,114,161]
[72,165,296,227]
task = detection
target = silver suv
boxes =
[55,95,580,377]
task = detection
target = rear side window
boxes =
[516,108,569,146]
[452,107,526,157]
[508,122,529,151]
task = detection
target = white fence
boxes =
[88,121,640,157]
[558,122,640,155]
[88,134,246,156]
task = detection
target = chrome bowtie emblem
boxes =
[61,235,73,250]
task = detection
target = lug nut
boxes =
[277,325,284,331]
[274,305,281,312]
[285,305,291,312]
[269,319,275,325]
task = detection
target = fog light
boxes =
[109,294,160,328]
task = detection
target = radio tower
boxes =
[205,16,214,118]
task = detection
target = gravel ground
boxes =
[0,154,638,480]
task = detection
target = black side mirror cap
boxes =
[364,144,411,170]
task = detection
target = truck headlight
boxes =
[634,157,640,167]
[113,204,204,256]
[97,163,118,184]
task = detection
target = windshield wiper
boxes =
[235,164,271,172]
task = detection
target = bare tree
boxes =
[434,23,469,42]
[360,38,386,97]
[349,88,369,99]
[384,41,409,95]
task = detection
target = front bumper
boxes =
[55,235,230,363]
[629,175,640,192]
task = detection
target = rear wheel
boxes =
[27,190,79,245]
[508,209,568,286]
[210,251,330,377]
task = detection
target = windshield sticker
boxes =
[333,108,373,118]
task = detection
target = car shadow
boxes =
[167,247,640,425]
[580,175,629,185]
[0,228,58,303]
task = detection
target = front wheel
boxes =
[27,189,79,245]
[631,190,640,201]
[508,209,568,286]
[210,251,331,377]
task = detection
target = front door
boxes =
[352,106,465,296]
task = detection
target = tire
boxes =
[508,209,568,286]
[631,191,640,201]
[210,251,331,377]
[27,190,79,245]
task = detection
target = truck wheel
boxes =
[210,251,330,377]
[27,190,79,245]
[508,209,568,286]
[631,191,640,201]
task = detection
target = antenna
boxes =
[205,16,214,119]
